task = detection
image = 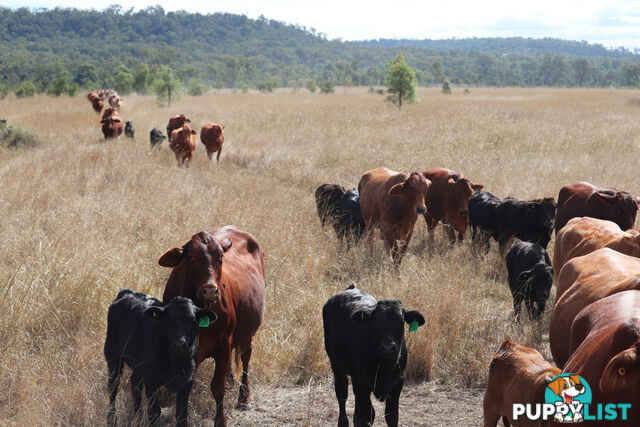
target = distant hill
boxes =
[0,6,639,94]
[359,37,639,58]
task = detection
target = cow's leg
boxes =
[498,235,514,256]
[384,378,403,427]
[175,381,193,427]
[106,359,122,426]
[145,383,161,426]
[211,343,232,427]
[236,341,253,409]
[446,224,456,244]
[424,214,437,249]
[512,293,524,323]
[333,369,349,427]
[352,379,374,427]
[130,370,143,422]
[216,147,222,162]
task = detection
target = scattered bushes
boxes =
[0,122,41,149]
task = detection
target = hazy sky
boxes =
[4,0,640,49]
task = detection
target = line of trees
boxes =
[1,6,640,99]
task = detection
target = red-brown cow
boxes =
[101,107,120,122]
[358,167,431,267]
[553,217,640,280]
[555,182,640,234]
[167,114,191,140]
[200,123,225,162]
[550,248,640,367]
[101,116,124,139]
[560,290,640,425]
[88,92,104,113]
[483,339,561,427]
[159,226,266,427]
[170,125,197,167]
[108,94,122,111]
[423,168,483,243]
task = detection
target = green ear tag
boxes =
[408,320,419,332]
[198,317,210,328]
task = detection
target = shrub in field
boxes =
[15,81,36,98]
[318,79,335,94]
[305,78,317,93]
[442,78,452,94]
[0,123,40,148]
[187,78,208,96]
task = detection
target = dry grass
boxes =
[1,87,639,424]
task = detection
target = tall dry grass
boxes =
[1,87,639,424]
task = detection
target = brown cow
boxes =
[553,217,640,280]
[561,290,640,424]
[170,126,197,167]
[101,107,120,122]
[550,248,640,367]
[358,167,431,267]
[483,339,561,427]
[101,116,124,139]
[108,94,122,111]
[88,92,104,113]
[200,124,225,162]
[167,114,191,140]
[555,182,640,234]
[159,227,266,427]
[423,168,483,243]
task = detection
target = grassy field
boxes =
[1,87,639,425]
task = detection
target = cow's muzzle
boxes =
[198,284,219,307]
[417,206,427,214]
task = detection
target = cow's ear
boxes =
[526,202,537,209]
[196,308,218,324]
[351,308,373,324]
[472,183,484,191]
[404,310,426,327]
[220,238,232,252]
[221,124,225,129]
[447,177,456,185]
[636,196,640,205]
[162,136,167,140]
[114,119,121,123]
[158,247,185,267]
[595,192,616,206]
[100,120,106,124]
[191,129,197,135]
[518,270,532,282]
[600,342,639,393]
[388,183,404,197]
[145,306,166,319]
[186,119,191,123]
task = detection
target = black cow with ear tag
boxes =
[323,284,425,427]
[104,288,216,427]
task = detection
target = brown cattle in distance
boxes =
[159,226,266,427]
[200,123,225,162]
[553,217,640,280]
[101,107,120,122]
[101,116,124,139]
[167,114,191,140]
[170,126,197,167]
[550,248,640,367]
[483,339,561,427]
[555,182,640,234]
[358,167,431,267]
[423,168,483,243]
[108,94,122,111]
[562,290,640,424]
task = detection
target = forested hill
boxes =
[1,6,640,95]
[360,37,638,58]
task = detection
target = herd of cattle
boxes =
[87,93,225,166]
[102,149,640,425]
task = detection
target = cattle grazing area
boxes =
[1,88,640,425]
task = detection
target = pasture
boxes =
[0,87,639,425]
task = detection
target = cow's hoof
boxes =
[235,403,251,411]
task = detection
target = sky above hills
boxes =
[4,0,640,50]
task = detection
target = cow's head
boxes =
[145,296,217,356]
[447,175,484,217]
[351,300,425,400]
[389,172,431,215]
[174,125,197,140]
[518,262,553,319]
[600,340,640,393]
[525,197,557,230]
[158,231,232,308]
[179,114,191,124]
[595,191,639,231]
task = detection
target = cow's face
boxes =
[145,296,216,356]
[158,232,232,308]
[389,173,431,214]
[175,126,196,141]
[450,177,483,216]
[600,340,640,393]
[519,263,553,319]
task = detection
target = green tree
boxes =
[622,64,640,87]
[47,76,70,96]
[305,79,317,93]
[384,53,417,109]
[572,58,589,87]
[318,79,335,94]
[15,81,36,98]
[133,65,150,94]
[114,71,134,95]
[258,77,279,93]
[431,61,444,83]
[187,78,208,96]
[67,82,79,97]
[441,78,452,94]
[222,55,241,88]
[153,67,182,107]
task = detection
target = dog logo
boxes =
[545,373,592,423]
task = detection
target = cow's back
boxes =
[212,226,265,347]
